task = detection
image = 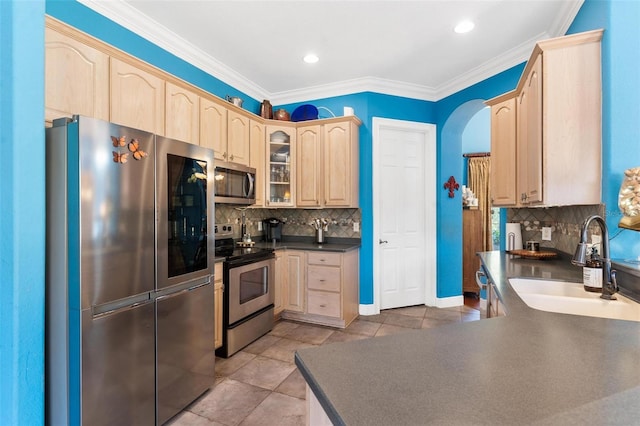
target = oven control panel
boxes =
[214,223,234,238]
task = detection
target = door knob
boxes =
[379,239,388,244]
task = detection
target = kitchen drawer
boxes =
[307,290,341,318]
[307,265,341,292]
[307,252,342,267]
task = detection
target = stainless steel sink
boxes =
[509,278,640,322]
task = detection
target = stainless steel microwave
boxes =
[214,162,256,205]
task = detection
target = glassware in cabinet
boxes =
[266,127,295,207]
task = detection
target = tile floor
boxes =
[168,300,483,426]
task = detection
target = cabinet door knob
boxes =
[223,152,227,159]
[230,154,234,161]
[379,239,388,244]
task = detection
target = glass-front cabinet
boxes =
[265,125,296,207]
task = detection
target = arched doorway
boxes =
[441,99,491,302]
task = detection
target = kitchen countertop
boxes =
[251,237,360,253]
[295,250,640,425]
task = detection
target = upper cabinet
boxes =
[44,19,362,209]
[165,82,199,145]
[266,124,296,208]
[296,117,360,208]
[518,54,543,205]
[249,119,266,207]
[110,57,165,135]
[45,25,109,125]
[488,94,517,206]
[226,111,250,166]
[296,125,322,207]
[487,29,603,207]
[200,97,228,154]
[323,120,359,207]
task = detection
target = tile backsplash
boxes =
[215,205,361,240]
[507,204,605,254]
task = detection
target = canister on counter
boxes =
[525,240,540,252]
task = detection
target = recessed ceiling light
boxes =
[454,20,475,34]
[303,53,319,64]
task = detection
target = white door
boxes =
[373,118,436,311]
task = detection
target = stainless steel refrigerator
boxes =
[46,116,215,425]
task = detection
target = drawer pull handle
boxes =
[319,279,325,282]
[320,304,326,308]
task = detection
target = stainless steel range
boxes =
[214,224,275,358]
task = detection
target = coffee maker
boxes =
[263,217,284,242]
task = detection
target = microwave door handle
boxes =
[245,173,254,198]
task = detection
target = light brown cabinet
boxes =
[323,120,359,207]
[283,250,306,313]
[273,251,285,317]
[44,19,361,209]
[214,262,223,350]
[518,54,543,205]
[266,124,296,208]
[462,209,483,295]
[281,249,359,328]
[296,125,322,207]
[487,95,517,206]
[199,97,228,156]
[487,29,603,207]
[45,24,109,125]
[226,110,250,165]
[110,57,165,135]
[296,118,360,208]
[165,81,199,144]
[249,119,266,207]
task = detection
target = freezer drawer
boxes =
[81,301,155,426]
[156,282,215,424]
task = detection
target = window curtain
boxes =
[468,157,492,251]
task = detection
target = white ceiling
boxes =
[79,0,583,104]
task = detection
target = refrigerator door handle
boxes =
[155,280,211,302]
[92,295,153,319]
[156,287,190,302]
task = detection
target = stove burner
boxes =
[215,237,273,263]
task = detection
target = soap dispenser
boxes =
[583,246,603,292]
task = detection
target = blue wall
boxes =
[0,1,46,424]
[461,107,491,184]
[3,0,639,421]
[279,93,437,304]
[566,0,640,261]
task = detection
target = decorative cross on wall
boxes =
[444,176,459,198]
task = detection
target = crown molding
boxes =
[270,77,440,104]
[434,30,552,101]
[77,0,270,100]
[549,0,584,37]
[77,0,583,105]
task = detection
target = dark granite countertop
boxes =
[251,236,360,253]
[295,250,640,425]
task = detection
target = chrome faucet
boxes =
[571,215,619,300]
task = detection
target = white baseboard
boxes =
[360,295,466,316]
[435,295,464,308]
[359,304,378,316]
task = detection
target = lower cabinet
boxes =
[283,250,306,313]
[280,249,359,328]
[214,262,223,350]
